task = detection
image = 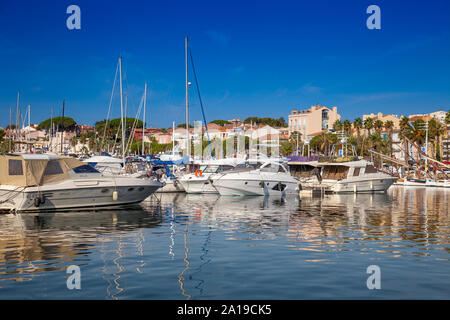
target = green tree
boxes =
[353,118,363,138]
[209,120,232,126]
[384,120,394,156]
[374,119,384,133]
[38,116,77,130]
[364,117,374,136]
[342,120,352,135]
[333,119,343,131]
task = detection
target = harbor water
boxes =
[0,187,448,299]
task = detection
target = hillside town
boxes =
[1,105,449,164]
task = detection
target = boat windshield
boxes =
[235,162,264,170]
[260,162,288,173]
[200,164,234,173]
[72,165,100,174]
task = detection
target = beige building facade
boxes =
[288,105,340,141]
[362,112,402,130]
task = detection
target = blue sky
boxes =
[0,0,449,129]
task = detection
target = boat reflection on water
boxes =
[0,187,448,299]
[0,206,163,289]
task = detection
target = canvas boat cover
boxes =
[0,154,84,187]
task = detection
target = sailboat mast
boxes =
[172,121,175,158]
[60,99,65,154]
[185,36,190,159]
[15,91,20,146]
[119,57,126,164]
[9,107,12,153]
[28,104,30,151]
[142,82,147,155]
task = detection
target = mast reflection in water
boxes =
[0,187,448,299]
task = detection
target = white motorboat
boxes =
[212,160,300,196]
[403,178,426,187]
[433,179,450,188]
[179,163,236,194]
[156,176,185,193]
[300,159,396,193]
[83,155,124,175]
[0,154,162,212]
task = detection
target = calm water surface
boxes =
[0,187,448,299]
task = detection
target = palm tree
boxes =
[446,110,450,125]
[364,117,374,136]
[333,119,343,132]
[399,116,411,163]
[428,119,444,160]
[409,120,426,178]
[374,119,384,133]
[384,120,394,157]
[343,120,352,135]
[70,136,78,151]
[353,118,363,138]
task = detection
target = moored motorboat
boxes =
[0,154,162,212]
[403,178,426,187]
[299,159,396,193]
[212,160,300,196]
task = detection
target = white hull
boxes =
[0,177,162,212]
[213,178,299,196]
[426,179,450,188]
[403,179,426,187]
[327,177,396,193]
[212,164,299,196]
[179,174,217,194]
[156,179,185,193]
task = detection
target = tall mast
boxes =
[142,82,147,155]
[60,99,65,154]
[9,107,12,153]
[119,57,125,164]
[27,104,31,151]
[172,121,175,157]
[50,107,53,152]
[185,36,190,159]
[15,91,20,145]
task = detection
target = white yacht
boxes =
[179,163,236,194]
[300,159,396,193]
[0,154,162,212]
[212,160,300,196]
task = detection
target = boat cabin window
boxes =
[260,162,287,173]
[44,160,64,175]
[235,162,263,170]
[365,165,378,174]
[353,167,360,176]
[217,165,234,173]
[73,165,100,174]
[8,159,23,175]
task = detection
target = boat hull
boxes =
[156,179,185,193]
[179,175,218,194]
[0,178,162,212]
[213,176,299,196]
[329,177,396,193]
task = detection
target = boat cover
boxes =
[0,154,84,187]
